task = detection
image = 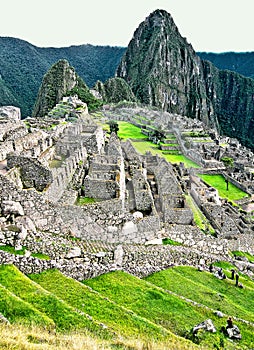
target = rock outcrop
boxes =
[117,9,254,149]
[116,9,215,127]
[94,77,137,103]
[32,59,78,117]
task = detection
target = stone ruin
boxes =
[0,100,254,281]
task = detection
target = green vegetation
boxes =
[0,265,109,336]
[231,251,254,263]
[76,196,96,205]
[0,245,26,256]
[162,238,182,246]
[185,194,215,235]
[116,121,148,140]
[95,77,137,103]
[182,131,209,137]
[0,284,54,328]
[0,245,50,260]
[67,77,103,111]
[144,266,254,348]
[31,252,50,260]
[198,174,249,201]
[1,264,254,349]
[0,37,125,116]
[221,156,234,168]
[83,269,254,349]
[108,120,119,134]
[131,140,200,168]
[29,269,172,341]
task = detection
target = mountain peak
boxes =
[116,8,210,123]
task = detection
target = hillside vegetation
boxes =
[198,52,254,80]
[0,37,125,116]
[0,264,252,349]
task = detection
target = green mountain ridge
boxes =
[197,52,254,80]
[0,37,125,116]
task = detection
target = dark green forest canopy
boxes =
[0,37,126,116]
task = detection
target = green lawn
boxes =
[145,266,254,323]
[0,284,54,328]
[83,270,252,349]
[117,121,148,139]
[144,266,254,349]
[29,269,171,341]
[76,196,96,205]
[0,265,110,335]
[131,141,200,168]
[104,121,148,140]
[198,174,249,201]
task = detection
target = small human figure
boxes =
[209,264,213,273]
[231,269,235,280]
[235,273,239,287]
[218,267,223,277]
[226,317,233,329]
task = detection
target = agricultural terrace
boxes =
[105,121,199,168]
[198,174,249,202]
[131,140,200,168]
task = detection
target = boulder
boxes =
[66,246,81,259]
[0,313,10,324]
[0,106,21,122]
[15,216,36,233]
[193,319,216,334]
[226,325,242,340]
[1,200,24,217]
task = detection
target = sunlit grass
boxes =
[76,196,96,205]
[29,269,171,341]
[83,270,251,349]
[131,140,200,168]
[185,194,215,234]
[198,174,249,201]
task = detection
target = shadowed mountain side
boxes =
[0,37,125,116]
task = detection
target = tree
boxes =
[221,157,234,168]
[109,120,119,135]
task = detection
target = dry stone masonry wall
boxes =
[0,102,254,281]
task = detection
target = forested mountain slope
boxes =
[0,37,125,116]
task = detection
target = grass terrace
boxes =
[198,174,249,202]
[131,140,200,168]
[185,194,215,235]
[103,121,200,168]
[84,269,254,349]
[29,269,172,342]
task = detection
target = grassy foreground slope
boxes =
[1,264,254,349]
[84,269,254,349]
[29,269,172,341]
[145,266,254,348]
[0,284,54,328]
[0,265,110,337]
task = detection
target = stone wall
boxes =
[165,224,229,255]
[83,178,119,200]
[0,242,236,281]
[7,155,53,191]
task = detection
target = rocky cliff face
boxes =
[202,60,254,149]
[94,77,137,103]
[32,59,78,117]
[116,10,215,127]
[117,9,254,149]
